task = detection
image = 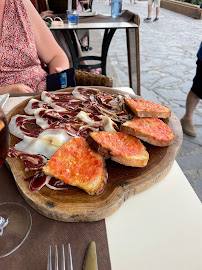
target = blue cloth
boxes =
[197,42,202,61]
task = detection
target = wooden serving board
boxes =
[6,87,183,222]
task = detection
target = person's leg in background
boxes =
[181,60,202,137]
[130,0,137,4]
[155,6,159,19]
[144,0,152,21]
[76,29,91,51]
[181,91,200,137]
[153,0,160,21]
[77,0,92,51]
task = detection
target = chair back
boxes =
[48,0,77,13]
[31,0,49,12]
[31,0,39,10]
[39,0,49,12]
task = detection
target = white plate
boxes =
[79,11,97,17]
[0,94,9,108]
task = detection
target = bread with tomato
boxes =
[125,98,171,118]
[43,137,107,195]
[120,117,174,147]
[87,131,149,167]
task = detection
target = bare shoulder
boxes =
[22,0,60,61]
[22,0,47,29]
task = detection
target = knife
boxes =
[83,242,98,270]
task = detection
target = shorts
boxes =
[191,59,202,99]
[148,0,161,7]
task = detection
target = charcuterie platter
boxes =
[6,87,183,222]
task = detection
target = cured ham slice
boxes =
[72,86,99,101]
[112,111,133,123]
[41,91,72,103]
[90,92,124,113]
[41,91,81,104]
[46,177,70,190]
[14,135,59,159]
[24,98,64,115]
[25,172,51,191]
[76,111,104,127]
[34,108,77,129]
[37,129,72,145]
[9,114,43,139]
[77,126,99,138]
[72,87,128,116]
[76,111,118,132]
[14,129,72,159]
[8,148,48,170]
[79,102,103,115]
[25,172,69,191]
[41,91,83,110]
[101,115,118,132]
[52,100,82,110]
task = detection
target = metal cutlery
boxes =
[47,244,73,270]
[83,241,98,270]
[47,242,98,270]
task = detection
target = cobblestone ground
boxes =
[87,0,202,201]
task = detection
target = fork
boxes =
[47,243,73,270]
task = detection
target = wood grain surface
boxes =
[6,87,183,222]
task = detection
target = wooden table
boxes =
[50,11,141,95]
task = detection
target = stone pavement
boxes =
[85,0,202,201]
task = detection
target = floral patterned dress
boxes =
[0,0,47,92]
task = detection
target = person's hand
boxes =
[1,84,34,94]
[54,67,63,73]
[40,10,54,19]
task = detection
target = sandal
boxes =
[79,38,92,51]
[81,45,92,51]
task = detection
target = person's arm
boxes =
[24,0,70,74]
[0,84,34,94]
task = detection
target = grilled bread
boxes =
[43,137,108,195]
[120,117,175,147]
[87,131,149,167]
[125,98,171,118]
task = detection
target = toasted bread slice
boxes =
[120,117,174,147]
[43,137,107,195]
[87,131,149,167]
[125,98,171,118]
